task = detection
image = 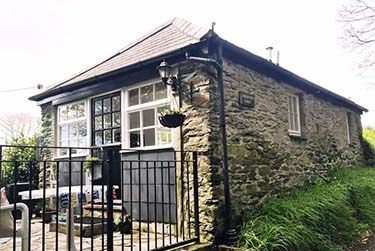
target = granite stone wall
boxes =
[39,102,56,187]
[207,58,365,230]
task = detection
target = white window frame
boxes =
[346,112,352,144]
[56,100,88,157]
[123,81,173,150]
[287,94,301,136]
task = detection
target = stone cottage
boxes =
[29,18,367,242]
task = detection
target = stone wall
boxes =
[176,66,222,242]
[207,58,365,226]
[39,102,56,187]
[209,57,363,238]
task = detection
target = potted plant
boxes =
[158,108,186,128]
[83,156,101,182]
[114,214,132,234]
[40,197,57,223]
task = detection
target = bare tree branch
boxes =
[339,0,375,68]
[0,113,40,144]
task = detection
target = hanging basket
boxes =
[159,113,186,128]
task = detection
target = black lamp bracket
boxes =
[165,75,199,103]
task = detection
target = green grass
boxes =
[239,167,375,251]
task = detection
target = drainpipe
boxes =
[186,44,237,245]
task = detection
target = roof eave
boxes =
[29,42,205,102]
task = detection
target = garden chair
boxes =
[0,187,29,251]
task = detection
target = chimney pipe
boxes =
[276,51,280,65]
[266,46,273,62]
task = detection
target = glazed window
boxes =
[92,92,121,146]
[127,83,171,148]
[346,112,352,144]
[57,101,87,156]
[288,95,301,136]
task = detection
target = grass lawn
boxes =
[239,167,375,251]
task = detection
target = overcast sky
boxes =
[0,0,374,126]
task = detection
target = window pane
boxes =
[59,107,68,122]
[143,128,155,146]
[95,131,103,145]
[77,103,85,118]
[113,112,121,127]
[288,96,293,113]
[95,100,102,115]
[95,116,103,130]
[104,130,112,144]
[112,96,121,111]
[78,138,86,147]
[143,109,155,127]
[130,131,140,148]
[140,84,153,104]
[69,124,78,143]
[129,89,139,106]
[294,114,300,132]
[103,98,111,113]
[158,128,172,145]
[79,121,87,137]
[68,104,77,120]
[104,114,111,129]
[293,96,298,115]
[60,125,69,141]
[289,112,294,131]
[113,128,121,143]
[129,112,140,129]
[60,140,68,147]
[60,148,67,156]
[155,82,167,100]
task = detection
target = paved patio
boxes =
[0,219,180,251]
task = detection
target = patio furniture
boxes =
[0,187,30,251]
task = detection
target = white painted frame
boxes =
[287,94,301,136]
[346,112,352,144]
[56,99,89,157]
[122,80,173,150]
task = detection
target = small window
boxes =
[92,92,121,146]
[288,95,301,136]
[128,82,168,107]
[57,101,87,156]
[126,83,171,149]
[346,112,352,144]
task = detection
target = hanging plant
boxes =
[83,156,101,173]
[159,108,186,128]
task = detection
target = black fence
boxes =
[0,145,200,251]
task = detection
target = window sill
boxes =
[288,131,307,141]
[120,145,174,153]
[53,153,89,160]
[94,143,122,148]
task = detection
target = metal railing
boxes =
[0,145,200,251]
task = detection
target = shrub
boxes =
[1,133,38,186]
[363,127,375,165]
[239,168,375,251]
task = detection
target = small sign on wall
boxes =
[239,92,255,108]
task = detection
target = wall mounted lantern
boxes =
[157,60,199,101]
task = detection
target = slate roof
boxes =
[45,17,209,92]
[30,17,367,113]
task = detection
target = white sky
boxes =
[0,0,374,126]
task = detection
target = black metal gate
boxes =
[0,145,200,251]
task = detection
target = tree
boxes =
[0,113,40,144]
[338,0,375,68]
